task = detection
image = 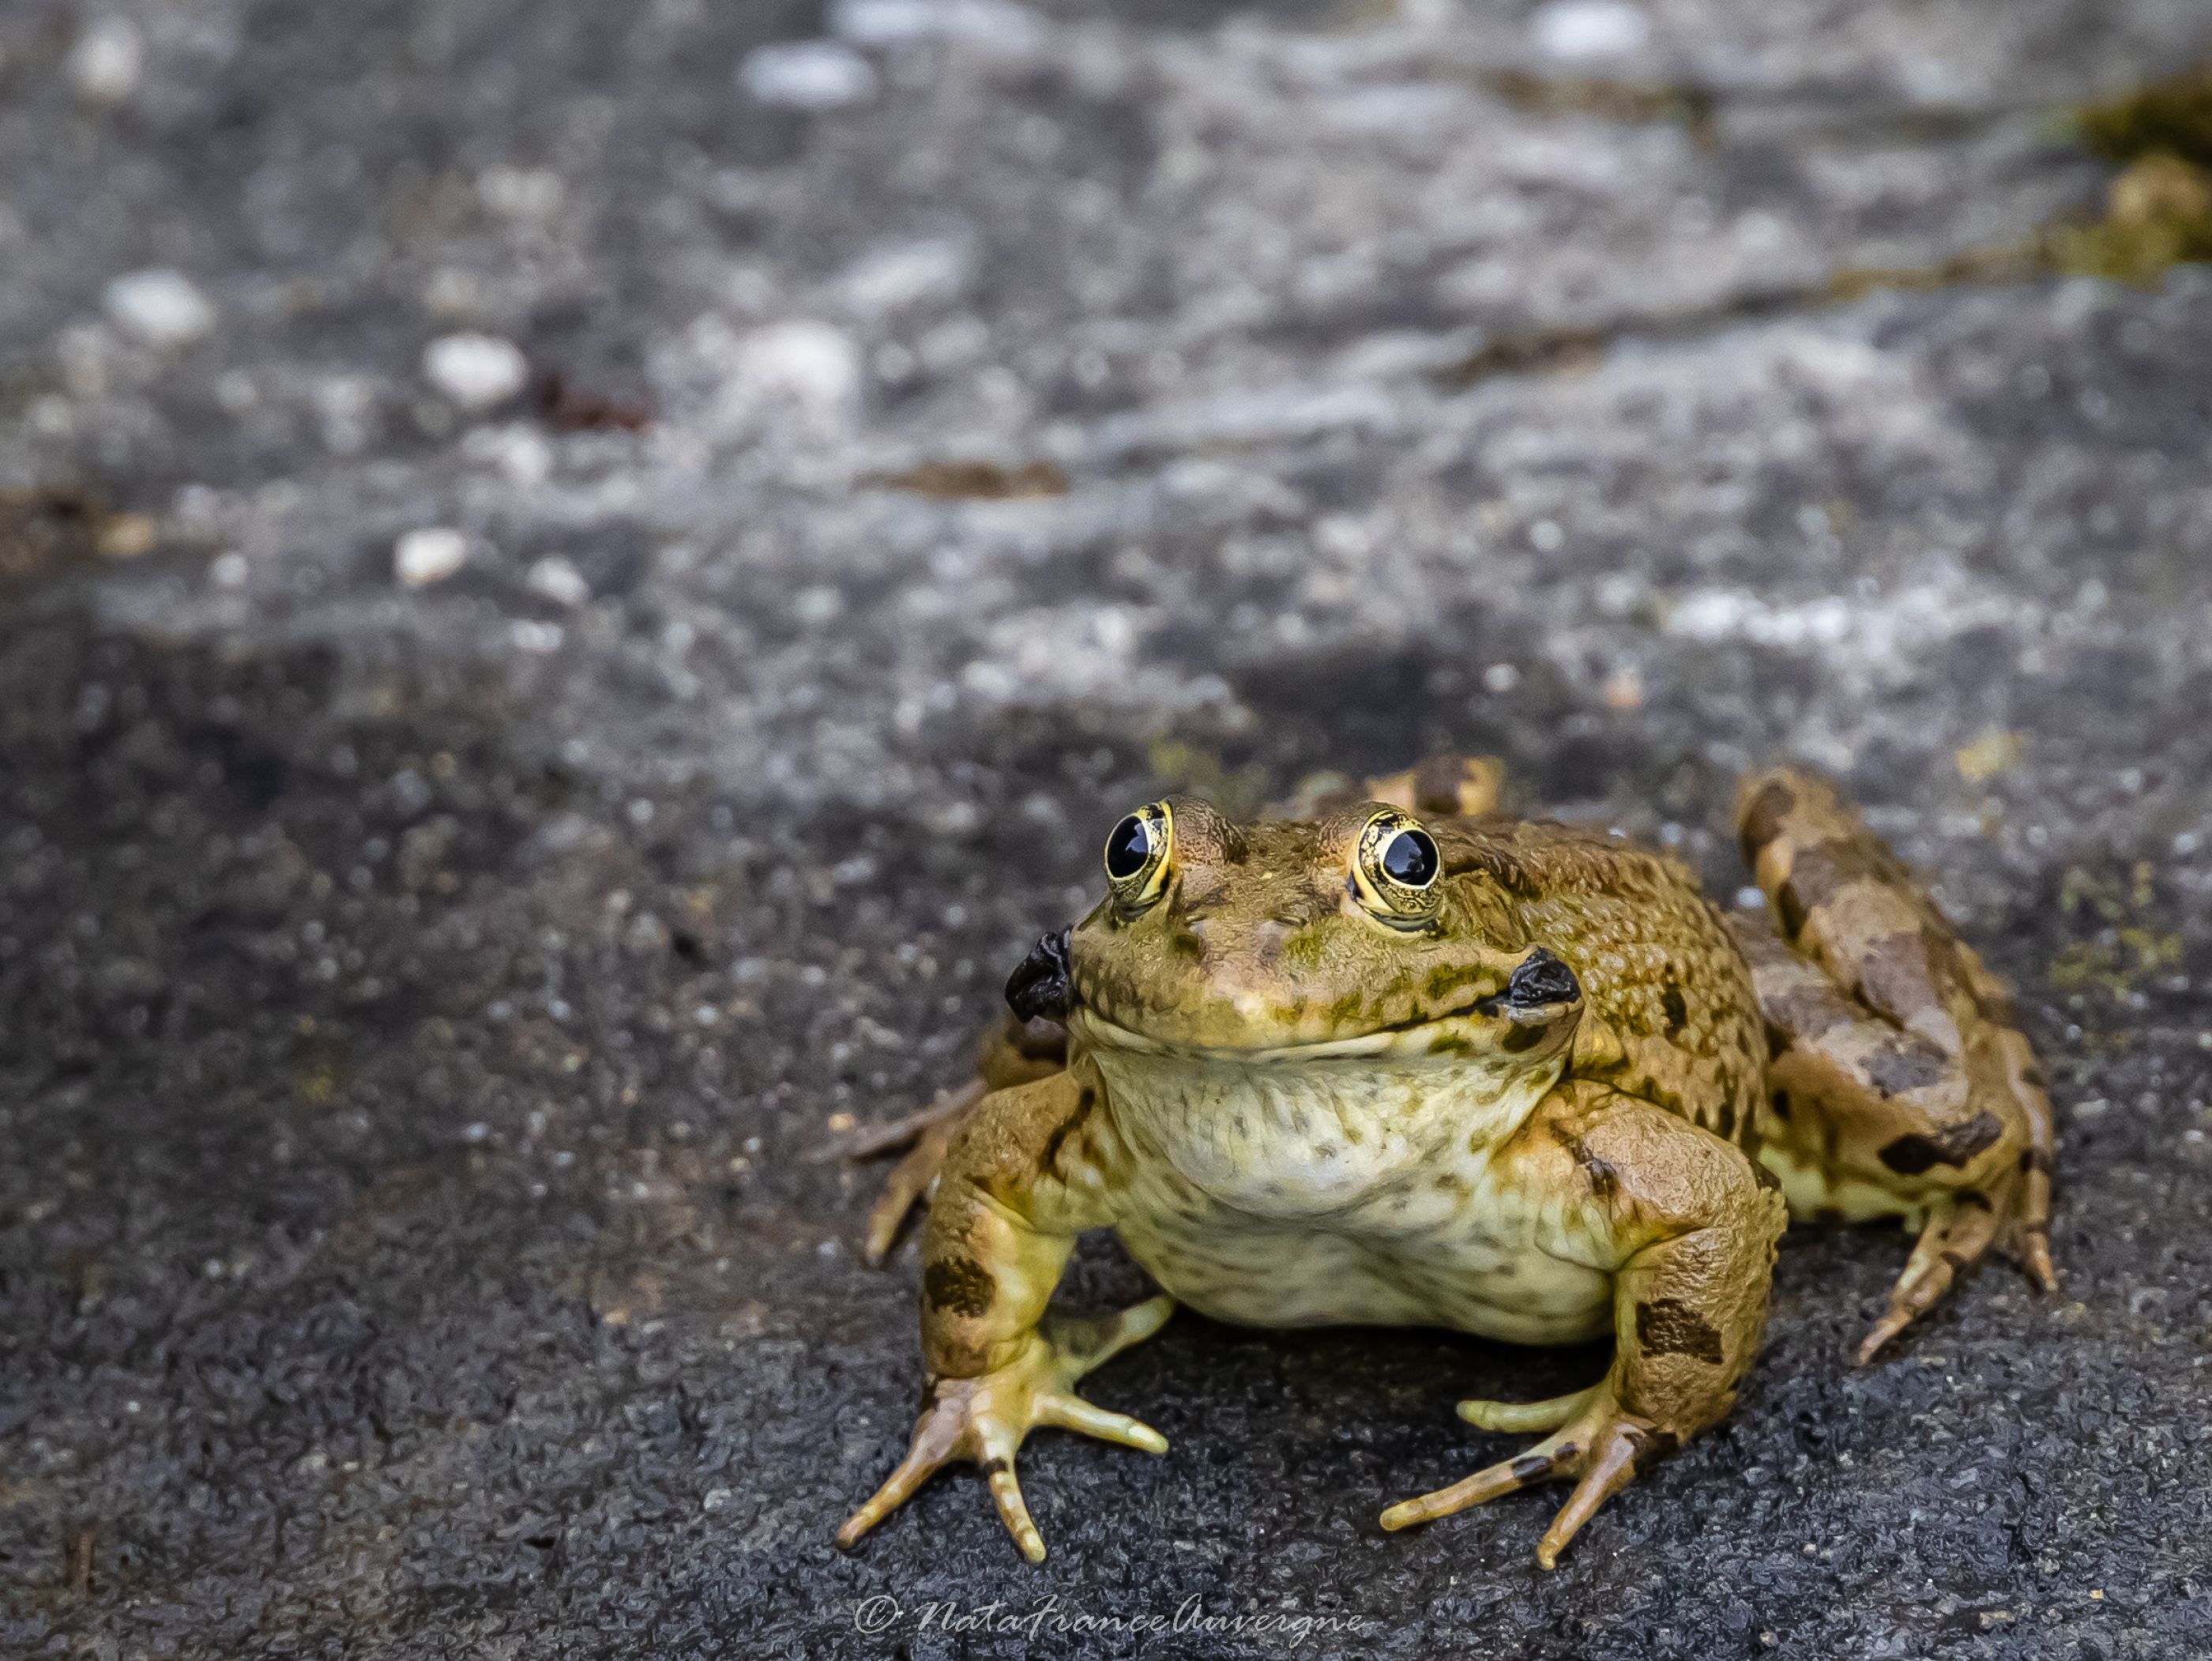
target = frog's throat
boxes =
[1066,1004,1567,1066]
[1082,1025,1569,1213]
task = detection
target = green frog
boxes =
[834,759,2056,1567]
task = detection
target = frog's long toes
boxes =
[861,1138,942,1264]
[1037,1392,1168,1453]
[1533,1424,1646,1569]
[1457,1383,1601,1434]
[984,1452,1048,1563]
[1859,1192,2009,1363]
[2010,1226,2058,1294]
[1379,1429,1577,1531]
[837,1437,951,1551]
[1053,1294,1176,1372]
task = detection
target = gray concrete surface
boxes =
[5,1,2212,1655]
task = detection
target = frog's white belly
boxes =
[1090,1045,1615,1347]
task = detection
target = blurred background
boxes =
[3,2,2211,1655]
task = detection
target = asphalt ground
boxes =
[3,2,2212,1655]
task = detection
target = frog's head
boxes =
[1009,797,1582,1072]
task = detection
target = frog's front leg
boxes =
[852,1009,1068,1264]
[835,1067,1171,1563]
[1382,1088,1786,1568]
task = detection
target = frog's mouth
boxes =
[1010,929,1582,1062]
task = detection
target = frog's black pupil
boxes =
[1382,827,1439,888]
[1104,814,1153,880]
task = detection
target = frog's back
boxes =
[1434,815,1768,1145]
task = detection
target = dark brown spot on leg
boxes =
[1635,1298,1725,1364]
[1507,1452,1555,1484]
[1037,1087,1097,1177]
[981,1457,1010,1478]
[923,1255,997,1318]
[1853,930,1949,1033]
[1762,988,1850,1045]
[1860,1039,1952,1098]
[1876,1110,2004,1175]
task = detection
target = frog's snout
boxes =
[1006,929,1074,1023]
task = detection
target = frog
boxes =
[834,758,2056,1568]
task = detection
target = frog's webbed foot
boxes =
[1382,1385,1671,1570]
[835,1296,1174,1562]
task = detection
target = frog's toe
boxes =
[984,1449,1048,1562]
[1532,1421,1651,1570]
[1036,1392,1169,1453]
[1857,1193,2003,1363]
[2009,1222,2058,1294]
[1456,1382,1602,1434]
[836,1395,970,1552]
[1382,1392,1669,1568]
[1052,1293,1177,1368]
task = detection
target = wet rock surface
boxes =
[5,2,2212,1656]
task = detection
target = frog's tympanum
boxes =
[835,761,2056,1567]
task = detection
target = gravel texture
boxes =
[5,2,2212,1657]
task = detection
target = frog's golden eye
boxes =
[1351,810,1442,925]
[1103,801,1173,910]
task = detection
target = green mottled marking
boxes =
[1425,962,1490,1000]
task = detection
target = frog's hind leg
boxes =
[1733,768,2057,1362]
[850,1012,1067,1264]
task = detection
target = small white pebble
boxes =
[792,585,844,626]
[1529,519,1564,552]
[476,164,565,220]
[738,40,878,110]
[1530,0,1650,60]
[1482,662,1520,694]
[104,269,216,348]
[526,556,592,608]
[702,1488,733,1512]
[209,551,250,588]
[68,17,144,106]
[395,527,469,587]
[1735,886,1766,911]
[510,620,565,653]
[461,1122,490,1143]
[423,333,529,410]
